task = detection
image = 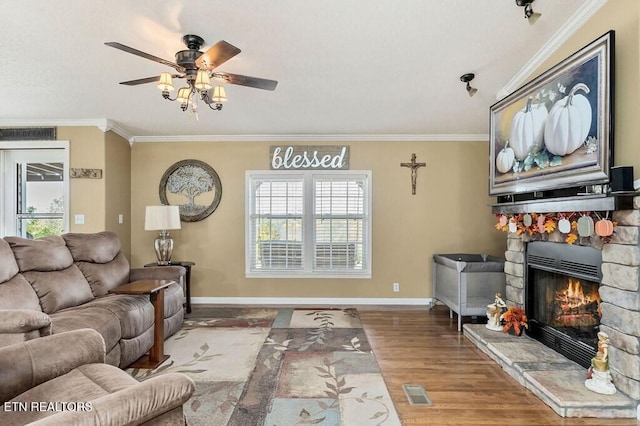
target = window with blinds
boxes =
[246,171,371,278]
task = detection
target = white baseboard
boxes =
[191,297,432,306]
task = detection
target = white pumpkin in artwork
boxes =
[509,97,548,160]
[496,141,515,174]
[544,83,592,156]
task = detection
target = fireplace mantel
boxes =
[490,193,636,215]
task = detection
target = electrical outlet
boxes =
[393,282,400,292]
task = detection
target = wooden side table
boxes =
[110,279,173,369]
[144,261,194,314]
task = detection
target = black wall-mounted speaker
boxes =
[610,166,634,192]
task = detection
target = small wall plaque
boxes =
[0,127,56,141]
[70,168,103,179]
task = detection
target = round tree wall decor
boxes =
[159,159,222,222]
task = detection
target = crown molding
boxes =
[130,133,489,143]
[0,119,487,144]
[498,0,608,99]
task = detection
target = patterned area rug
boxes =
[128,308,401,425]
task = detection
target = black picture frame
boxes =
[489,30,614,197]
[159,159,222,222]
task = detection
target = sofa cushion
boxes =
[63,231,122,263]
[76,253,131,297]
[0,273,42,311]
[5,235,73,272]
[78,294,154,339]
[51,307,122,356]
[24,266,94,314]
[0,239,19,283]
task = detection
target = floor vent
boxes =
[402,384,431,406]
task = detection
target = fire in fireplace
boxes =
[526,241,602,368]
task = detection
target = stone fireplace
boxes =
[503,197,640,402]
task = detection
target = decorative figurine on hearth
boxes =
[486,293,507,331]
[585,331,617,395]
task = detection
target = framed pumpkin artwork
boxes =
[489,30,614,196]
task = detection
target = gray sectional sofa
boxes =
[0,231,185,368]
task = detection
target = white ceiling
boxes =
[0,0,603,141]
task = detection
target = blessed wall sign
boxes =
[270,145,350,170]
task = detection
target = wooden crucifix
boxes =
[400,153,426,195]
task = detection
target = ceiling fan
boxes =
[105,34,277,112]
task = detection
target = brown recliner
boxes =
[0,328,195,425]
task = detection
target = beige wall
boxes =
[531,0,640,177]
[58,126,106,233]
[130,140,504,300]
[105,131,132,259]
[57,127,132,257]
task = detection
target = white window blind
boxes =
[246,171,371,278]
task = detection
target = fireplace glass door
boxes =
[525,241,602,368]
[528,269,601,348]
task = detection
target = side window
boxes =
[1,148,67,238]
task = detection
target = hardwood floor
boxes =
[358,305,640,426]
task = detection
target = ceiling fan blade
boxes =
[119,74,183,86]
[105,42,185,72]
[195,40,241,70]
[212,72,278,91]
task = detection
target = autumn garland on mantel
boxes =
[495,212,616,244]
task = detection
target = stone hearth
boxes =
[464,324,637,418]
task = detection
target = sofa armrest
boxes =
[130,265,185,287]
[29,373,195,425]
[0,309,51,335]
[0,328,105,403]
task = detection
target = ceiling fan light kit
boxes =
[460,73,477,97]
[105,34,277,116]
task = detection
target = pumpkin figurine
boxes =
[496,141,516,174]
[558,217,571,234]
[544,83,592,156]
[509,97,548,160]
[577,214,595,237]
[595,218,614,237]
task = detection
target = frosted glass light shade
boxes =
[194,70,212,91]
[157,72,175,92]
[212,85,227,103]
[176,87,192,105]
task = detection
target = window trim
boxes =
[245,170,372,279]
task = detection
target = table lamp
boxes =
[145,205,181,265]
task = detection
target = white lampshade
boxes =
[144,205,181,231]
